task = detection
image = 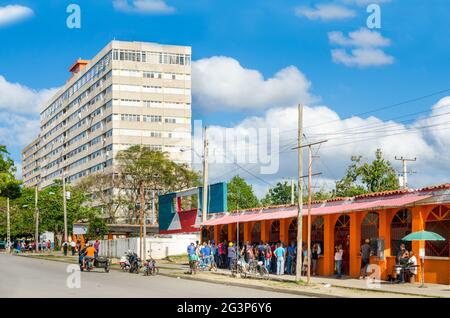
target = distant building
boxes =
[22,40,192,189]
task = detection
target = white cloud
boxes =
[295,4,356,21]
[0,5,33,26]
[328,28,390,47]
[328,28,394,67]
[192,56,316,111]
[341,0,392,6]
[0,75,60,115]
[189,56,448,196]
[113,0,175,14]
[0,112,40,148]
[201,99,449,198]
[331,48,394,67]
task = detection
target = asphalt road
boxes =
[0,254,304,298]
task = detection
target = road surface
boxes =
[0,254,304,298]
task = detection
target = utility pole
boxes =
[35,186,39,252]
[395,156,416,189]
[152,190,156,225]
[202,126,209,223]
[139,182,145,260]
[6,198,10,253]
[63,173,68,243]
[305,142,326,285]
[291,179,295,205]
[292,110,327,283]
[295,104,303,282]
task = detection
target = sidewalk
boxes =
[158,260,450,298]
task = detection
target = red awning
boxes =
[201,194,431,226]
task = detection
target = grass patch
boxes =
[164,254,189,264]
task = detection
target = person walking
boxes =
[335,245,343,279]
[70,240,76,256]
[274,243,286,275]
[360,239,371,279]
[187,242,197,274]
[62,241,68,256]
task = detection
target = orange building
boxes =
[201,184,450,285]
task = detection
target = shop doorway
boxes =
[334,215,350,275]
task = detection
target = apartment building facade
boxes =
[22,40,192,189]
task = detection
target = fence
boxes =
[96,233,199,259]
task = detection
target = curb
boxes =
[157,271,342,298]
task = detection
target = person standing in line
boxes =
[286,241,296,275]
[360,239,371,279]
[227,242,236,270]
[311,243,320,276]
[264,243,272,272]
[335,245,343,279]
[274,243,286,275]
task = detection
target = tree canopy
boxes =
[227,175,260,211]
[0,145,21,199]
[334,149,399,197]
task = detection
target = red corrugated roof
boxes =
[201,194,432,226]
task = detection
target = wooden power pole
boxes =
[295,104,304,282]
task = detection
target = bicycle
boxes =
[243,260,269,279]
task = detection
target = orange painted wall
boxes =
[205,203,450,284]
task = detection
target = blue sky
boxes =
[1,0,450,195]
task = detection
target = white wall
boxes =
[96,233,199,259]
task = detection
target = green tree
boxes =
[116,146,200,223]
[227,175,260,211]
[334,149,399,197]
[86,214,108,240]
[261,181,295,206]
[0,145,22,199]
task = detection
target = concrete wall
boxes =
[96,233,199,259]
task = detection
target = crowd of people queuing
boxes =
[187,239,323,276]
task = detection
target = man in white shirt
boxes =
[408,250,418,278]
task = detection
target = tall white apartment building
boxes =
[22,40,192,189]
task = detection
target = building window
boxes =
[361,212,379,255]
[390,209,412,257]
[269,220,280,243]
[120,114,140,122]
[143,115,162,123]
[425,206,450,257]
[251,222,261,244]
[220,225,228,242]
[288,218,297,243]
[312,216,324,251]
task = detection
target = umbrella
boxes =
[401,230,446,287]
[402,230,445,241]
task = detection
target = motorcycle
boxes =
[119,255,131,272]
[80,256,110,273]
[143,257,159,276]
[82,257,94,272]
[128,252,142,274]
